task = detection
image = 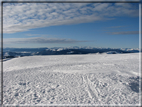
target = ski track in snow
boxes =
[2,53,141,106]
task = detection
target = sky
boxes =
[2,1,140,49]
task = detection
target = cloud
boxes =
[2,2,139,33]
[3,37,88,44]
[108,31,139,35]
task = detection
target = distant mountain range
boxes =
[1,46,140,59]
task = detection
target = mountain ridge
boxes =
[1,47,140,59]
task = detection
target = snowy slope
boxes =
[3,53,141,106]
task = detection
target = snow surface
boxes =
[2,53,141,106]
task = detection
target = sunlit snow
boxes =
[3,53,141,106]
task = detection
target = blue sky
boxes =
[3,2,139,48]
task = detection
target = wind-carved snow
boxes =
[3,53,141,106]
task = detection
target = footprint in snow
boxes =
[18,82,30,86]
[19,82,26,85]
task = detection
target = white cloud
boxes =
[4,37,88,44]
[1,2,139,33]
[108,31,139,35]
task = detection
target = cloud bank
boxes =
[3,2,139,33]
[109,31,139,35]
[4,37,87,44]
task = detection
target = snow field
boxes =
[3,53,141,105]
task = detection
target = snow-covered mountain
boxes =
[2,47,140,59]
[35,47,139,55]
